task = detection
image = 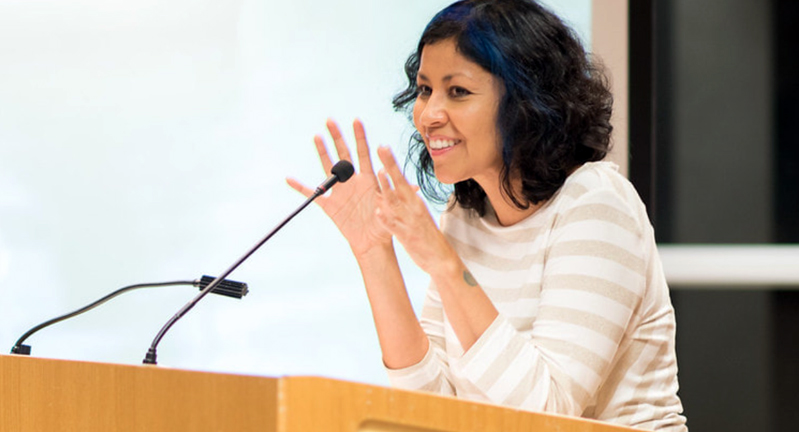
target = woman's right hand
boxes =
[286,119,393,257]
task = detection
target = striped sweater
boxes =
[386,162,687,431]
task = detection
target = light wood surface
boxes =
[1,355,639,432]
[0,354,277,432]
[278,376,638,432]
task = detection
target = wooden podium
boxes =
[0,354,637,432]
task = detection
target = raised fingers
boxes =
[377,146,414,197]
[325,119,353,164]
[313,119,357,176]
[352,119,376,176]
[312,118,382,182]
[314,134,335,174]
[377,169,399,204]
[286,177,326,205]
[374,170,400,231]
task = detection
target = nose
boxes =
[418,93,448,128]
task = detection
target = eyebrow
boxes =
[417,72,469,82]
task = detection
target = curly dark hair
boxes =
[393,0,613,216]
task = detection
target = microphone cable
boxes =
[10,276,248,356]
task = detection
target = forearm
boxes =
[356,243,429,369]
[428,247,498,352]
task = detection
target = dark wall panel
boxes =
[630,0,799,431]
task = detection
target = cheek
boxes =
[412,102,423,132]
[466,108,497,143]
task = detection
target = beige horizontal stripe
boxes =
[605,169,633,199]
[482,282,541,303]
[589,321,664,418]
[502,359,550,406]
[538,305,626,344]
[623,339,680,426]
[543,274,640,310]
[417,375,451,393]
[420,301,443,323]
[557,202,640,235]
[548,240,646,276]
[561,181,590,200]
[507,316,535,332]
[449,206,548,243]
[536,338,611,377]
[474,338,603,408]
[547,365,592,411]
[446,235,546,271]
[475,333,527,391]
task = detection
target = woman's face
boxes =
[413,38,505,187]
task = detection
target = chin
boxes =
[432,169,464,186]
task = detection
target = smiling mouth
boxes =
[429,139,458,150]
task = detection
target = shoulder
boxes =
[546,163,656,294]
[549,162,652,241]
[560,162,636,200]
[556,162,647,217]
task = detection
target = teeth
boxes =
[430,139,456,150]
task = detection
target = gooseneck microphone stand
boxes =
[142,160,354,365]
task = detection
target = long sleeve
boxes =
[385,280,455,395]
[453,185,646,414]
[384,162,686,431]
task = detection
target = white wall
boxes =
[0,0,589,386]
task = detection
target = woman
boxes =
[288,0,687,430]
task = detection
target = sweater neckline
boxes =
[475,161,617,232]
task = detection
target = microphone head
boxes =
[331,160,355,183]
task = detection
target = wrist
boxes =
[426,244,464,284]
[354,241,397,272]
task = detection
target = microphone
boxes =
[316,160,355,195]
[9,276,248,356]
[142,160,355,365]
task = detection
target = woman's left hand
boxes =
[374,146,458,277]
[376,146,499,353]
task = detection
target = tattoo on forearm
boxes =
[463,270,478,287]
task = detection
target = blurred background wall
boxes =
[0,0,591,386]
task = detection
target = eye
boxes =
[449,86,472,98]
[416,84,432,98]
